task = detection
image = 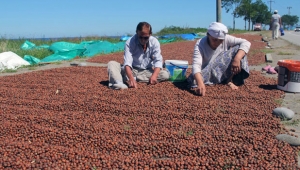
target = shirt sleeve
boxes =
[123,39,133,68]
[226,35,251,54]
[192,39,203,75]
[151,39,163,68]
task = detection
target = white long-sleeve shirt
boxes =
[272,14,281,24]
[192,35,251,75]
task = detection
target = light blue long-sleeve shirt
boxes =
[123,34,163,69]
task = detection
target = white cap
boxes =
[207,22,228,39]
[274,10,278,13]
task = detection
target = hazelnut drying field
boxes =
[0,34,298,169]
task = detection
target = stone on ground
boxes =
[265,53,273,63]
[276,134,300,146]
[272,107,295,120]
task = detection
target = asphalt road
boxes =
[281,30,300,46]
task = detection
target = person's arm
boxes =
[279,17,282,26]
[149,39,163,85]
[149,67,160,85]
[226,35,251,54]
[194,72,206,96]
[270,18,273,24]
[226,35,251,74]
[123,38,137,88]
[231,50,246,75]
[192,39,206,96]
[125,65,137,88]
[192,39,203,76]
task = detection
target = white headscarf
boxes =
[207,22,228,39]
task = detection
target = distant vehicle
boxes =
[295,27,300,32]
[254,23,262,31]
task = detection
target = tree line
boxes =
[222,0,299,30]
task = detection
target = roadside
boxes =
[250,30,300,166]
[0,59,108,76]
[1,31,300,166]
[249,30,300,130]
[1,32,300,128]
[1,32,300,134]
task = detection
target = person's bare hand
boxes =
[128,78,138,88]
[149,75,158,85]
[231,59,241,75]
[195,83,206,96]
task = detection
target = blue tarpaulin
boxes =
[160,33,202,40]
[120,35,131,41]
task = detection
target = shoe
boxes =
[267,67,277,74]
[262,65,271,71]
[274,66,279,73]
[111,83,128,90]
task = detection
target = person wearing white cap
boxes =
[187,22,251,96]
[271,10,282,40]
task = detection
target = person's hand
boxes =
[231,59,241,75]
[149,74,158,85]
[195,83,206,96]
[128,78,138,88]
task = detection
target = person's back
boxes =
[271,10,281,40]
[272,14,281,24]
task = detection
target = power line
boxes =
[216,0,221,22]
[268,0,275,12]
[287,7,292,15]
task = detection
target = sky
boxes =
[1,0,299,39]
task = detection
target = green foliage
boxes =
[0,36,121,60]
[155,26,207,36]
[0,38,53,60]
[251,0,270,24]
[282,15,299,28]
[222,0,275,30]
[222,0,242,13]
[261,49,274,54]
[0,26,251,63]
[186,130,194,136]
[274,98,283,105]
[228,29,249,34]
[278,51,294,55]
[282,119,300,126]
[1,69,18,73]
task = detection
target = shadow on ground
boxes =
[259,84,278,90]
[172,81,200,96]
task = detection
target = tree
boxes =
[222,0,254,30]
[281,15,299,29]
[250,0,270,30]
[235,0,252,31]
[222,0,242,31]
[222,0,271,31]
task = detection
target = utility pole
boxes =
[287,7,292,15]
[216,0,222,22]
[268,0,275,12]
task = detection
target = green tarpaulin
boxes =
[20,37,177,64]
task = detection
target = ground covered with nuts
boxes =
[87,34,266,66]
[0,34,299,169]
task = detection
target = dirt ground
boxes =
[1,31,300,169]
[250,30,300,166]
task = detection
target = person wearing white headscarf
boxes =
[271,10,281,40]
[187,22,251,96]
